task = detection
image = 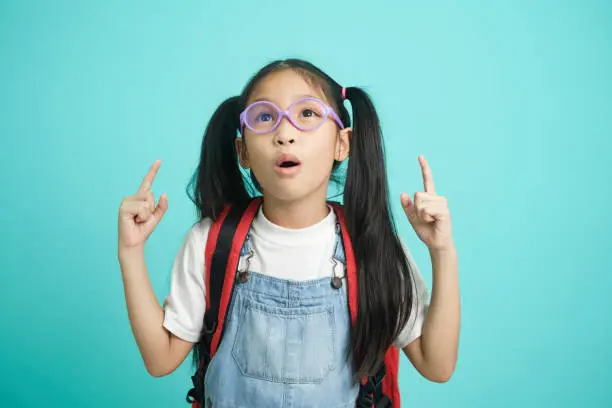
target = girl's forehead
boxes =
[247,69,330,106]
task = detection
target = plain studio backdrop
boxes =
[1,1,610,407]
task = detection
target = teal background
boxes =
[1,0,611,407]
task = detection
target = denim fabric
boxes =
[204,228,359,407]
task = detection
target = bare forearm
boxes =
[119,248,172,376]
[420,246,460,380]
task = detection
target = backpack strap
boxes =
[330,202,400,408]
[207,197,260,356]
[186,197,261,407]
[382,347,401,407]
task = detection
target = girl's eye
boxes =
[301,109,319,118]
[257,113,273,122]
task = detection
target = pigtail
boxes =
[187,95,252,368]
[187,96,251,220]
[343,87,413,379]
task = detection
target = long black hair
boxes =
[187,59,414,380]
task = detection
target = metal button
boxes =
[236,271,250,283]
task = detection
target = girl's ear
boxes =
[235,137,250,168]
[335,127,352,162]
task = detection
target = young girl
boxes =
[118,59,460,407]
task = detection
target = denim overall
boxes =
[203,223,360,408]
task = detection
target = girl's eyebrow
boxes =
[251,94,323,103]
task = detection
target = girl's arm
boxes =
[400,156,460,382]
[120,247,193,377]
[403,247,459,382]
[117,160,192,377]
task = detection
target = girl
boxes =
[118,59,460,407]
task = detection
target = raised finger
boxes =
[419,156,435,194]
[138,160,161,193]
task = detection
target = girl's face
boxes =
[236,69,351,202]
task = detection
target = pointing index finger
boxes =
[419,155,435,194]
[138,160,161,192]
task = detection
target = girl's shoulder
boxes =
[191,217,213,237]
[176,217,214,254]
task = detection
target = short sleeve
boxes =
[393,240,430,349]
[162,219,211,343]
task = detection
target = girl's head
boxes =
[235,67,351,203]
[189,59,414,380]
[190,59,360,215]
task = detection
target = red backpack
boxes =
[186,197,401,407]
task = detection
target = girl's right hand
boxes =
[118,160,168,253]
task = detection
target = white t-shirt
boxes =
[162,206,430,349]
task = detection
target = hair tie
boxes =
[341,87,347,100]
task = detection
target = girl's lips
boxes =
[275,153,301,167]
[274,153,302,177]
[274,162,302,177]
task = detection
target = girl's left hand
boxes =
[401,156,454,252]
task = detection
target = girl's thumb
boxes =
[153,193,168,222]
[400,192,417,222]
[400,192,413,210]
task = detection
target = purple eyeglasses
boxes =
[239,97,345,135]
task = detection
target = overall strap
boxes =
[328,203,358,323]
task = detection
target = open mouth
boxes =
[275,154,301,175]
[279,161,300,168]
[276,154,301,167]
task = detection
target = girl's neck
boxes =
[261,192,330,230]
